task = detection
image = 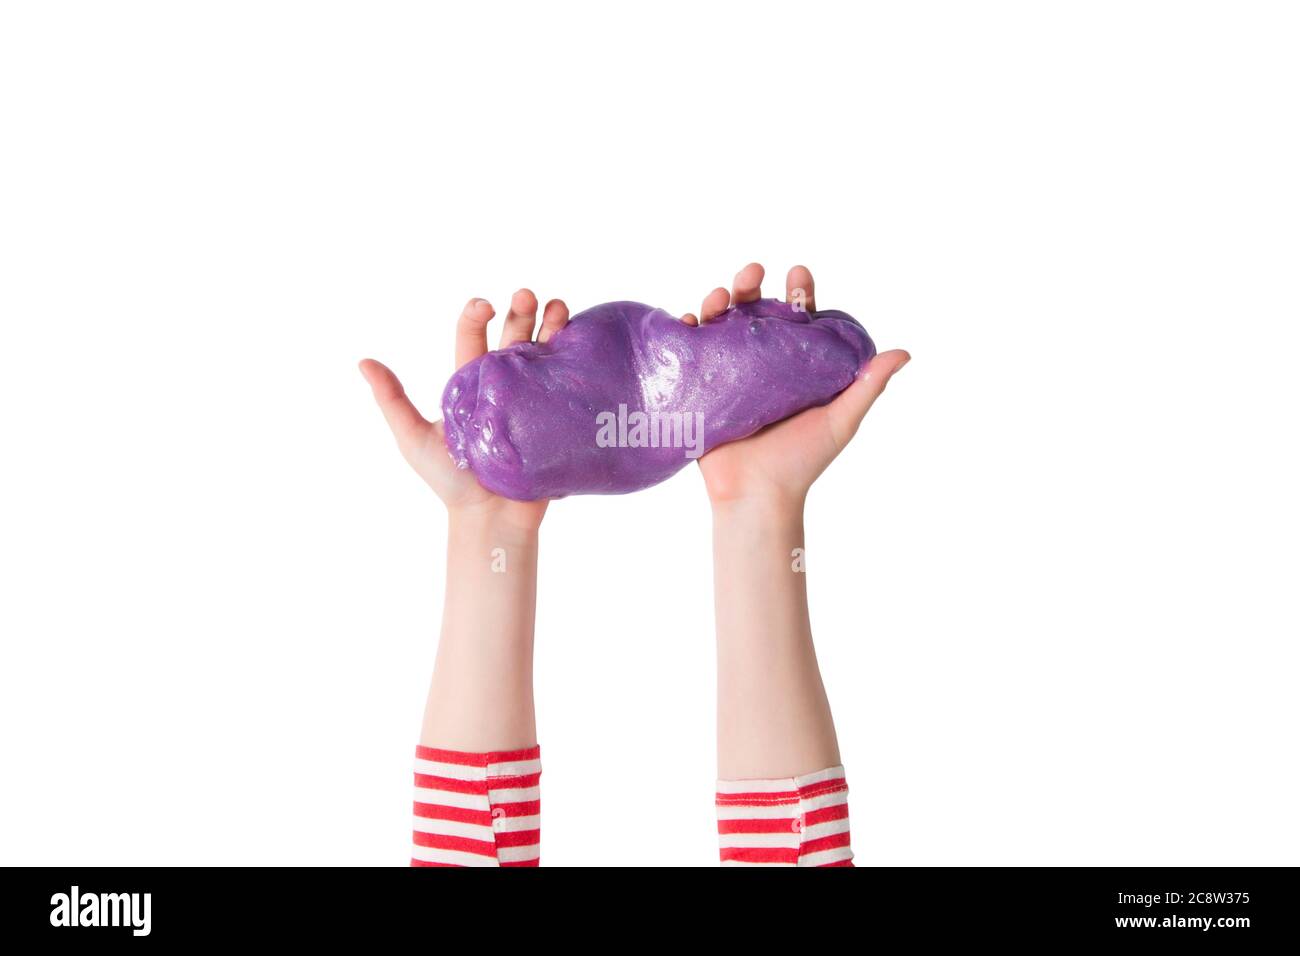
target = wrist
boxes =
[447,503,540,547]
[709,492,806,528]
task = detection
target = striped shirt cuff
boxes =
[412,744,542,867]
[716,765,854,867]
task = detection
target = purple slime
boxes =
[441,298,875,500]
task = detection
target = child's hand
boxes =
[683,264,910,510]
[360,290,569,530]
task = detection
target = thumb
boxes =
[359,358,433,456]
[826,349,910,448]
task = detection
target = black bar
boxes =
[4,866,1293,944]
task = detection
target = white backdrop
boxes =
[2,2,1297,866]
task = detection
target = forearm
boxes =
[712,498,840,779]
[420,508,539,750]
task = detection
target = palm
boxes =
[699,405,839,504]
[404,418,549,528]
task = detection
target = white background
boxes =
[2,2,1297,866]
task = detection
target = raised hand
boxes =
[359,290,569,530]
[684,263,910,507]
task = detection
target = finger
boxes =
[358,358,433,454]
[498,288,539,349]
[537,298,570,344]
[786,265,816,313]
[732,262,765,304]
[680,312,699,326]
[825,349,910,448]
[699,286,730,323]
[454,298,496,369]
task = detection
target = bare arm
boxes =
[692,263,909,779]
[360,291,569,751]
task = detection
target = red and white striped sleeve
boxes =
[715,765,854,867]
[411,744,542,867]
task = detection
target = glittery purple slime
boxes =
[441,298,875,500]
